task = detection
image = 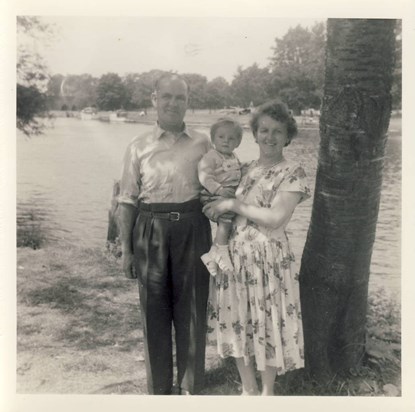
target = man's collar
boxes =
[154,122,191,139]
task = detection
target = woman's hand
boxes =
[203,198,236,222]
[216,187,236,198]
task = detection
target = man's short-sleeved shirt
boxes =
[118,123,211,206]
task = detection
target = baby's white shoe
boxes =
[214,244,234,273]
[201,248,219,277]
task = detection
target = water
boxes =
[17,117,401,296]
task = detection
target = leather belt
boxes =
[140,210,199,222]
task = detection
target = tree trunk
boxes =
[299,19,396,380]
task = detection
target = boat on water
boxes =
[109,110,128,122]
[80,107,98,120]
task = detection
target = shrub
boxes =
[367,287,400,343]
[16,210,47,249]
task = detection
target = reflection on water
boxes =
[17,118,401,296]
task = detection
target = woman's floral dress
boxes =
[207,159,311,373]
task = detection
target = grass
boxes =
[17,243,146,394]
[16,241,401,395]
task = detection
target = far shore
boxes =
[48,109,402,136]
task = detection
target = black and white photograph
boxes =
[1,0,414,411]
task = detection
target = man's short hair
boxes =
[154,73,189,94]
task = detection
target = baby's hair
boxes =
[210,117,243,142]
[250,100,297,146]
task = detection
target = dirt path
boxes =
[16,244,236,395]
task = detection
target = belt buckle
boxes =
[169,212,180,221]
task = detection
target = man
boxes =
[117,73,212,395]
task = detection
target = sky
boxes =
[32,16,325,82]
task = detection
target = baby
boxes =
[198,117,243,276]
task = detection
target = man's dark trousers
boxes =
[133,199,211,395]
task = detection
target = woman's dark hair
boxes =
[250,100,297,146]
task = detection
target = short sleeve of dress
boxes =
[278,163,311,204]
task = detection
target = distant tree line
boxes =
[46,23,328,114]
[17,18,402,136]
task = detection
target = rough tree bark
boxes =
[299,19,396,380]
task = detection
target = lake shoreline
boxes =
[17,117,402,295]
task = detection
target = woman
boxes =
[203,100,311,396]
